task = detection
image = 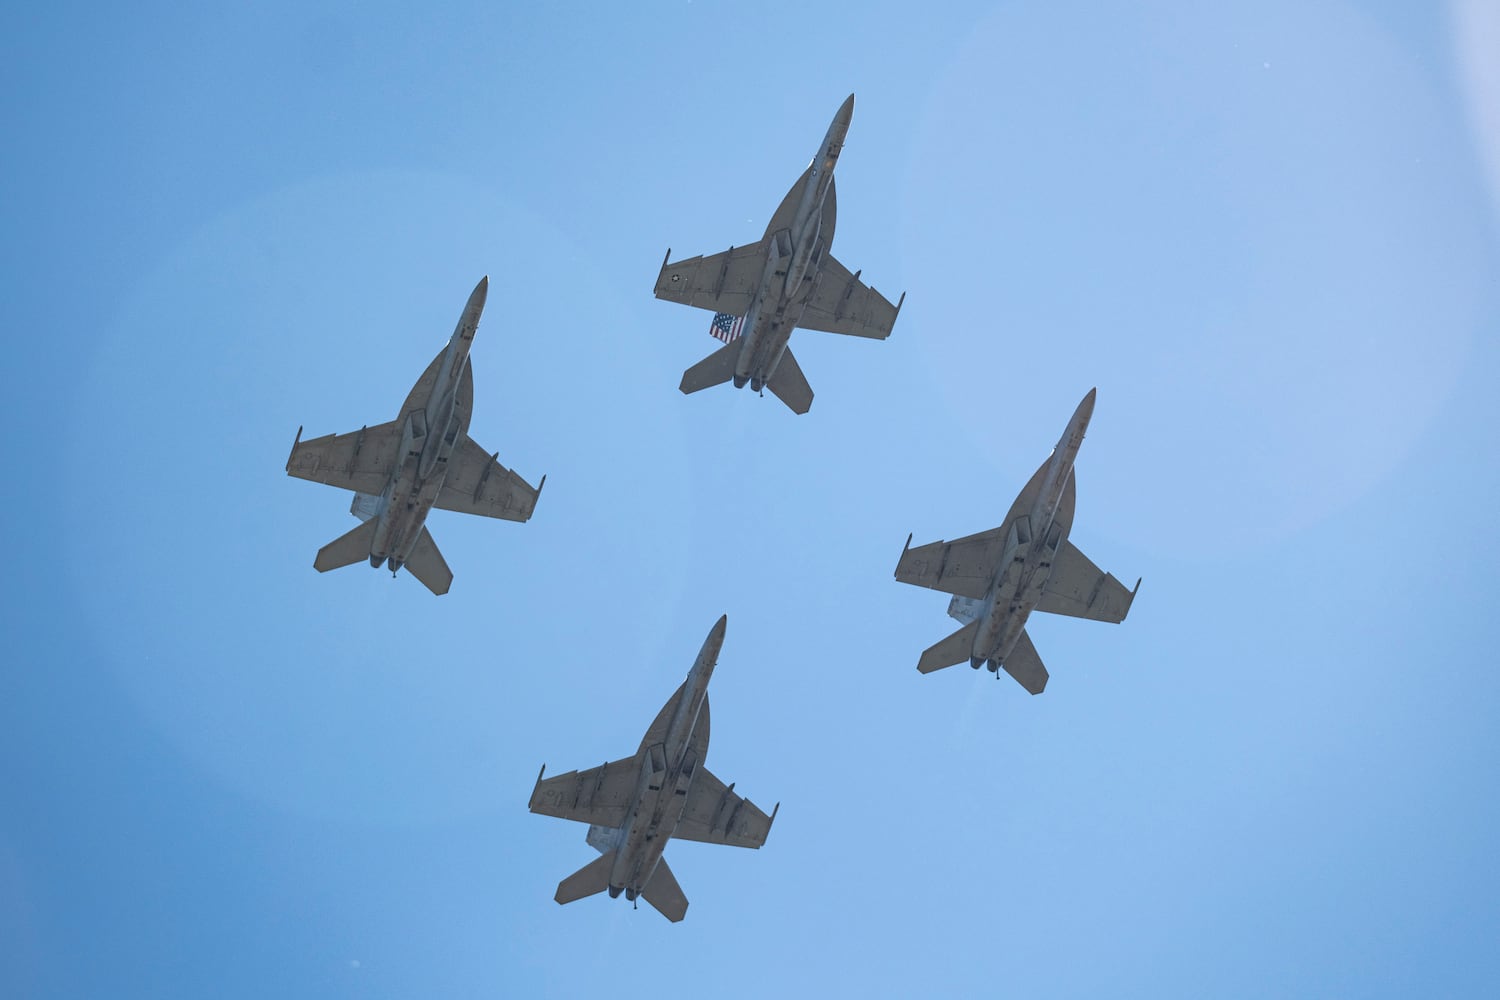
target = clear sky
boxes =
[4,1,1499,997]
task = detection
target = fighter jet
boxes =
[653,94,903,414]
[894,389,1140,693]
[284,276,543,595]
[528,616,777,922]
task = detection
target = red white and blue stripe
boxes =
[709,312,745,343]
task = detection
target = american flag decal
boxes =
[709,312,745,343]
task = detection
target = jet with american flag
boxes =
[653,94,903,414]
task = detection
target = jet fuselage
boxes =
[970,389,1096,670]
[368,277,487,572]
[608,617,724,900]
[730,95,853,393]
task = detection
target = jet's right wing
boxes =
[285,420,402,495]
[434,437,542,522]
[1035,540,1139,623]
[674,767,776,850]
[654,242,768,317]
[528,757,639,829]
[799,253,902,340]
[894,527,1005,601]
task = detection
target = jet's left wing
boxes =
[654,242,768,317]
[674,767,776,849]
[529,757,638,828]
[434,437,542,522]
[799,254,902,340]
[894,527,1005,601]
[285,420,403,495]
[1036,539,1139,623]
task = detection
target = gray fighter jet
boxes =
[284,276,542,595]
[894,389,1140,693]
[653,94,903,414]
[528,616,777,922]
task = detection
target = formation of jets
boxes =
[284,95,1140,921]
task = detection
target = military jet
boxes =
[529,616,777,922]
[653,93,903,414]
[894,389,1140,693]
[285,276,543,595]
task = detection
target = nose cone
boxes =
[692,615,728,682]
[706,614,728,651]
[1072,387,1097,433]
[835,93,855,128]
[468,275,489,314]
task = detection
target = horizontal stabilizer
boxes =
[680,339,742,396]
[918,620,979,674]
[313,518,377,573]
[765,347,814,414]
[1000,629,1048,694]
[403,527,453,596]
[642,857,689,922]
[555,850,617,906]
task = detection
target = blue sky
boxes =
[4,1,1499,997]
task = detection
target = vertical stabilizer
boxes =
[946,595,985,625]
[349,491,386,523]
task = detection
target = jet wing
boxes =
[654,242,768,317]
[434,437,542,522]
[529,756,638,828]
[674,767,775,850]
[285,420,401,495]
[799,253,901,340]
[894,527,1005,601]
[1036,540,1138,623]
